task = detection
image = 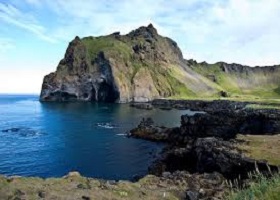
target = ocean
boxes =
[0,95,196,180]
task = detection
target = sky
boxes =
[0,0,280,94]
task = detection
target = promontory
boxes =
[40,24,280,102]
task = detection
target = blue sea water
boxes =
[0,95,196,180]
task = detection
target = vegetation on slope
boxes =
[227,173,280,200]
[81,29,203,100]
[227,135,280,200]
[245,104,280,110]
[236,134,280,166]
[190,62,280,100]
[82,36,131,60]
[0,171,223,200]
[41,24,280,102]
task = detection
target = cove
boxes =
[0,95,198,180]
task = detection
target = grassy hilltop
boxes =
[40,24,280,102]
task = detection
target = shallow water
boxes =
[0,95,197,180]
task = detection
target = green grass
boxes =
[79,35,280,101]
[167,74,197,98]
[236,134,280,166]
[246,104,280,110]
[191,63,242,94]
[130,62,141,83]
[274,87,280,95]
[191,63,280,99]
[227,174,280,200]
[82,36,131,62]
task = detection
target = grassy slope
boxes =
[0,172,189,200]
[227,174,280,200]
[81,35,204,99]
[82,36,131,61]
[228,135,280,200]
[79,34,280,101]
[191,63,280,101]
[236,134,280,166]
[245,104,280,110]
[191,64,242,94]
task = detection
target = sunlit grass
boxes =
[227,173,280,200]
[236,134,280,166]
[245,104,280,110]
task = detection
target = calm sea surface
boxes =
[0,95,197,180]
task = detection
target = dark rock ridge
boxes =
[129,105,280,181]
[130,108,280,142]
[40,24,280,102]
[151,99,248,112]
[148,138,279,181]
[180,109,280,139]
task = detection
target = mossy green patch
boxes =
[82,36,132,62]
[166,73,197,98]
[273,86,280,95]
[191,64,242,94]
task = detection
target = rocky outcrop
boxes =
[40,37,120,102]
[180,109,280,139]
[40,24,203,102]
[129,118,181,143]
[149,137,279,180]
[130,108,280,142]
[129,106,280,182]
[151,99,248,112]
[0,171,226,200]
[40,24,280,102]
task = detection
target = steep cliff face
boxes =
[40,24,280,102]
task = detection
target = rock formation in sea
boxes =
[40,24,280,102]
[129,101,280,180]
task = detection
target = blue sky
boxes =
[0,0,280,94]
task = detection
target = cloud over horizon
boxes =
[0,0,280,93]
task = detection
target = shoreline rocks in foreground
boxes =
[0,100,279,200]
[0,171,226,200]
[129,101,280,182]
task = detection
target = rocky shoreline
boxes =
[128,100,280,197]
[0,171,226,200]
[0,100,279,200]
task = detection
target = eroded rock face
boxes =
[40,38,120,102]
[130,108,280,142]
[130,106,280,181]
[149,137,279,181]
[40,24,188,103]
[129,118,180,142]
[180,109,280,139]
[40,24,280,102]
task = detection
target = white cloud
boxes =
[155,0,280,66]
[1,0,280,93]
[2,0,280,65]
[38,0,280,66]
[0,3,56,43]
[0,69,49,94]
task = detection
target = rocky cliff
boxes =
[40,24,280,102]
